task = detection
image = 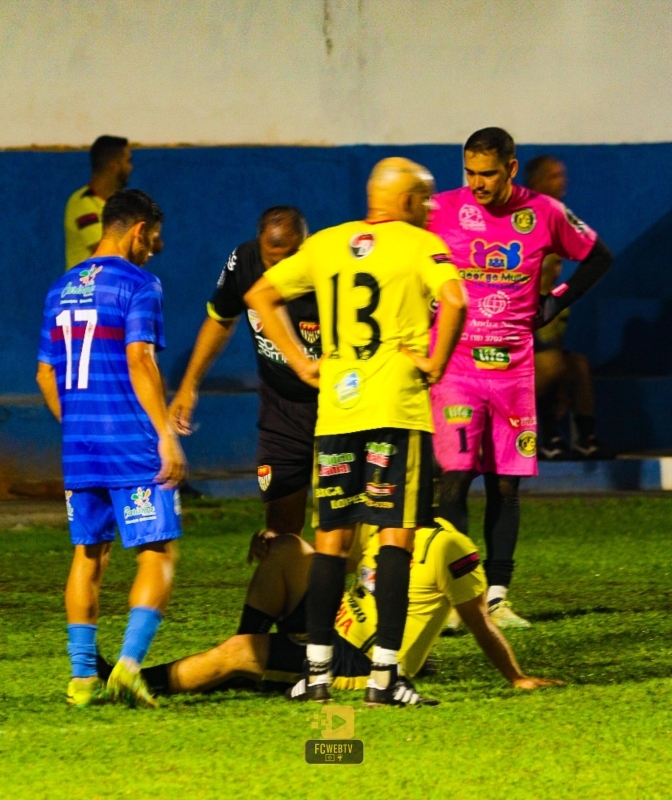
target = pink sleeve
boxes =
[548,198,597,261]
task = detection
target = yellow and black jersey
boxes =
[265,220,459,436]
[64,186,105,271]
[332,519,486,688]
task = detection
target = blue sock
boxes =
[67,624,98,678]
[119,607,163,665]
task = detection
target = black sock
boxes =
[237,604,275,635]
[374,545,412,652]
[483,474,520,588]
[537,392,560,445]
[306,553,347,647]
[436,470,473,535]
[141,663,171,696]
[574,414,595,442]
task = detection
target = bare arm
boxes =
[36,362,61,422]
[457,594,562,690]
[127,341,186,488]
[244,276,319,388]
[170,315,237,435]
[404,278,467,385]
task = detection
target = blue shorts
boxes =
[65,484,182,549]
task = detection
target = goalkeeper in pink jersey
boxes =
[428,128,611,628]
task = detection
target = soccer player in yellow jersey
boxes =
[64,136,133,270]
[129,524,559,697]
[245,158,467,705]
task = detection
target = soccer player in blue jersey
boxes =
[37,189,186,708]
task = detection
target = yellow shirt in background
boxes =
[64,186,105,271]
[265,220,459,435]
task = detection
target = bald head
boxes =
[367,157,435,228]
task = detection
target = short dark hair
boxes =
[102,189,163,233]
[524,155,560,188]
[90,135,129,172]
[257,206,308,239]
[464,127,515,163]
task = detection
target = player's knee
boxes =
[497,476,520,505]
[438,470,472,505]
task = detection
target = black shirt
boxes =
[209,239,321,403]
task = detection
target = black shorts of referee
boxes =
[256,383,317,503]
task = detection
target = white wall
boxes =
[1,0,670,147]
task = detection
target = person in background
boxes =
[64,135,132,271]
[525,155,613,460]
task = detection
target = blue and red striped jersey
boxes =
[38,256,165,488]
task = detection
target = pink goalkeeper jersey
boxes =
[428,184,597,377]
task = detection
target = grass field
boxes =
[1,495,672,799]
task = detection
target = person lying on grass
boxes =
[98,520,560,705]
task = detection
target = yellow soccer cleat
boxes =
[66,677,107,708]
[106,661,157,709]
[488,600,532,630]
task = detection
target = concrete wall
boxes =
[1,0,671,147]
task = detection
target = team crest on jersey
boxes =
[478,291,510,318]
[258,465,272,492]
[564,207,587,233]
[124,487,157,523]
[511,208,536,234]
[350,233,374,259]
[247,309,263,333]
[515,431,537,458]
[299,321,320,344]
[459,204,486,231]
[65,490,74,522]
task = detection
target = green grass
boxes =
[1,496,672,799]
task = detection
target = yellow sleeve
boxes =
[432,526,486,607]
[264,244,314,301]
[418,231,461,298]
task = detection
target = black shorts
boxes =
[313,428,434,530]
[256,384,317,503]
[266,628,370,682]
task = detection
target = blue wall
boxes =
[2,143,672,479]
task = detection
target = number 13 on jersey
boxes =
[330,272,381,361]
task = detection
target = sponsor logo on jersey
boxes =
[247,309,263,333]
[258,465,272,492]
[448,551,480,579]
[330,493,367,509]
[472,347,511,369]
[365,442,396,467]
[365,482,396,497]
[459,204,486,231]
[65,490,74,522]
[350,233,374,259]
[461,241,529,287]
[299,321,320,344]
[124,487,157,523]
[508,415,537,429]
[60,265,103,300]
[511,208,536,234]
[318,452,355,477]
[227,250,238,271]
[564,207,587,234]
[444,405,474,424]
[334,369,363,409]
[431,253,453,264]
[360,566,376,595]
[477,291,510,318]
[515,431,537,458]
[79,265,102,287]
[316,486,345,498]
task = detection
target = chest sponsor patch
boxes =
[443,405,474,424]
[459,204,486,232]
[299,321,320,344]
[350,233,374,258]
[511,208,536,234]
[515,431,537,458]
[75,213,99,230]
[477,291,509,318]
[449,551,480,579]
[461,240,529,286]
[472,347,510,369]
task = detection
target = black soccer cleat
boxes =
[364,664,439,707]
[285,661,332,703]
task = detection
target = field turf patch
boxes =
[1,496,671,798]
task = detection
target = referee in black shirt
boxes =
[171,208,319,542]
